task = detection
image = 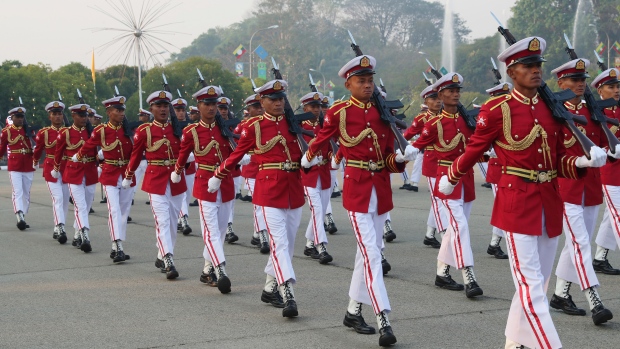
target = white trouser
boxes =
[304,179,331,245]
[228,176,242,224]
[68,179,95,230]
[439,188,473,269]
[477,161,488,180]
[9,171,33,214]
[427,177,447,231]
[148,183,183,257]
[595,185,620,250]
[134,160,147,188]
[46,178,69,225]
[556,203,599,289]
[504,229,562,349]
[262,206,302,285]
[409,153,423,184]
[245,178,266,232]
[348,187,390,315]
[491,183,505,237]
[331,168,341,191]
[198,191,232,267]
[179,173,195,217]
[103,175,136,242]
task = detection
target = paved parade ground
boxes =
[1,168,619,349]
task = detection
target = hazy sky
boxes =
[2,0,517,69]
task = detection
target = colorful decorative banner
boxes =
[257,62,267,80]
[233,44,246,59]
[254,45,268,60]
[235,62,244,77]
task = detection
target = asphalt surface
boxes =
[1,166,619,349]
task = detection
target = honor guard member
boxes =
[124,91,186,279]
[402,104,428,193]
[299,91,334,264]
[172,97,193,236]
[321,95,340,235]
[52,104,98,252]
[217,96,241,243]
[172,85,235,294]
[75,95,136,263]
[403,86,445,248]
[88,108,102,126]
[210,79,304,318]
[593,68,620,275]
[133,108,152,191]
[1,106,35,230]
[413,72,482,298]
[189,106,200,122]
[438,37,607,349]
[549,59,614,324]
[33,101,70,242]
[241,93,270,254]
[303,55,416,347]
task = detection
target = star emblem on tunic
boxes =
[134,134,139,141]
[422,129,429,135]
[241,129,247,137]
[477,116,487,128]
[412,121,417,127]
[324,115,330,124]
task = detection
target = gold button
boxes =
[508,183,512,187]
[538,148,542,153]
[534,119,538,123]
[367,122,370,126]
[369,148,373,151]
[515,135,519,139]
[538,164,542,168]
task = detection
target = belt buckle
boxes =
[163,160,170,166]
[81,157,87,163]
[537,171,549,183]
[368,160,378,171]
[283,160,292,171]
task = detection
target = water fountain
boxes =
[571,0,599,57]
[441,0,455,72]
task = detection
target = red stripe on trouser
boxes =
[68,185,83,229]
[304,187,320,244]
[562,209,590,288]
[246,178,259,232]
[148,193,166,258]
[348,211,381,315]
[199,200,221,266]
[9,173,17,213]
[505,232,552,349]
[46,182,59,225]
[427,177,444,231]
[262,207,284,284]
[444,200,464,269]
[603,186,620,240]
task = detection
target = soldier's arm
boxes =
[215,121,257,179]
[52,129,68,171]
[412,117,438,150]
[33,129,46,164]
[556,123,585,180]
[403,115,424,140]
[124,126,147,179]
[77,126,103,160]
[174,126,196,175]
[307,107,340,160]
[0,129,8,158]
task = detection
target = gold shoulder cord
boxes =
[191,127,222,160]
[610,125,618,135]
[337,108,383,160]
[563,126,586,148]
[65,129,85,150]
[433,120,466,152]
[44,129,57,148]
[6,128,24,146]
[494,102,552,167]
[144,126,171,153]
[99,127,123,158]
[253,122,291,160]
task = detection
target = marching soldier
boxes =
[75,95,136,263]
[52,104,98,252]
[303,55,416,346]
[321,95,340,235]
[438,37,607,349]
[210,79,304,318]
[593,67,620,275]
[124,90,187,280]
[403,104,429,193]
[412,73,483,298]
[172,97,194,236]
[33,101,70,242]
[172,85,235,294]
[133,108,152,191]
[88,107,102,127]
[299,91,333,264]
[189,106,200,122]
[217,96,240,243]
[1,106,35,230]
[548,58,615,324]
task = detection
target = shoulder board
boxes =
[428,114,443,126]
[39,126,50,132]
[183,123,199,133]
[246,115,262,127]
[484,94,512,111]
[413,113,426,121]
[93,124,105,133]
[136,123,151,132]
[329,100,350,115]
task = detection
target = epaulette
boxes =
[136,123,151,132]
[484,94,512,111]
[93,124,105,133]
[328,99,350,115]
[413,112,426,121]
[429,114,443,126]
[39,126,50,132]
[245,115,262,128]
[183,123,199,133]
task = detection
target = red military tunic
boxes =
[77,123,135,187]
[557,101,605,206]
[182,124,197,176]
[447,90,584,237]
[306,97,406,215]
[0,125,34,172]
[176,120,234,203]
[236,119,260,179]
[404,111,438,178]
[600,106,620,186]
[125,120,187,195]
[301,120,331,189]
[413,109,475,202]
[215,113,304,209]
[53,125,98,186]
[33,126,62,181]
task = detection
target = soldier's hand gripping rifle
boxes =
[197,68,239,149]
[76,89,94,136]
[347,31,409,153]
[491,12,594,158]
[17,97,35,146]
[563,33,620,154]
[309,73,339,155]
[113,86,133,140]
[270,57,316,153]
[161,74,183,139]
[57,92,71,127]
[593,50,620,108]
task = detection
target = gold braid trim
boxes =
[610,125,618,135]
[65,129,84,150]
[337,108,376,147]
[563,126,586,148]
[145,126,171,153]
[5,128,24,146]
[44,129,57,148]
[433,119,466,152]
[190,127,222,160]
[253,122,291,160]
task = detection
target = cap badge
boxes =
[360,56,370,68]
[273,81,283,90]
[177,99,183,105]
[313,93,320,100]
[610,70,617,78]
[207,87,215,95]
[451,74,459,83]
[502,83,509,91]
[528,38,540,52]
[53,102,60,108]
[80,105,87,111]
[17,108,23,113]
[322,97,329,103]
[158,91,167,99]
[575,59,585,70]
[119,97,126,104]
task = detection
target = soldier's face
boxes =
[48,111,64,127]
[558,77,586,98]
[72,113,87,128]
[507,62,543,90]
[174,108,186,121]
[261,97,285,115]
[439,88,460,107]
[189,112,200,121]
[198,101,217,122]
[598,83,620,101]
[425,96,442,113]
[303,103,321,119]
[345,74,374,101]
[12,115,24,127]
[218,106,229,119]
[247,104,264,117]
[106,107,125,125]
[138,114,150,123]
[150,103,170,123]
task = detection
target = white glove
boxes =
[208,177,221,193]
[576,146,607,168]
[170,171,182,183]
[484,147,497,158]
[50,169,60,179]
[97,149,104,160]
[32,162,37,170]
[97,167,102,177]
[187,152,195,162]
[239,154,251,166]
[438,175,456,195]
[331,156,339,169]
[71,154,78,162]
[121,178,132,189]
[607,144,620,160]
[403,145,418,162]
[301,152,320,168]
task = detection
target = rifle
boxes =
[161,74,183,139]
[17,97,35,146]
[563,33,620,153]
[491,58,503,85]
[269,57,317,153]
[593,50,620,108]
[113,86,133,139]
[76,89,94,136]
[491,12,594,158]
[57,92,71,127]
[424,58,479,129]
[197,68,240,149]
[346,31,409,153]
[309,73,339,155]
